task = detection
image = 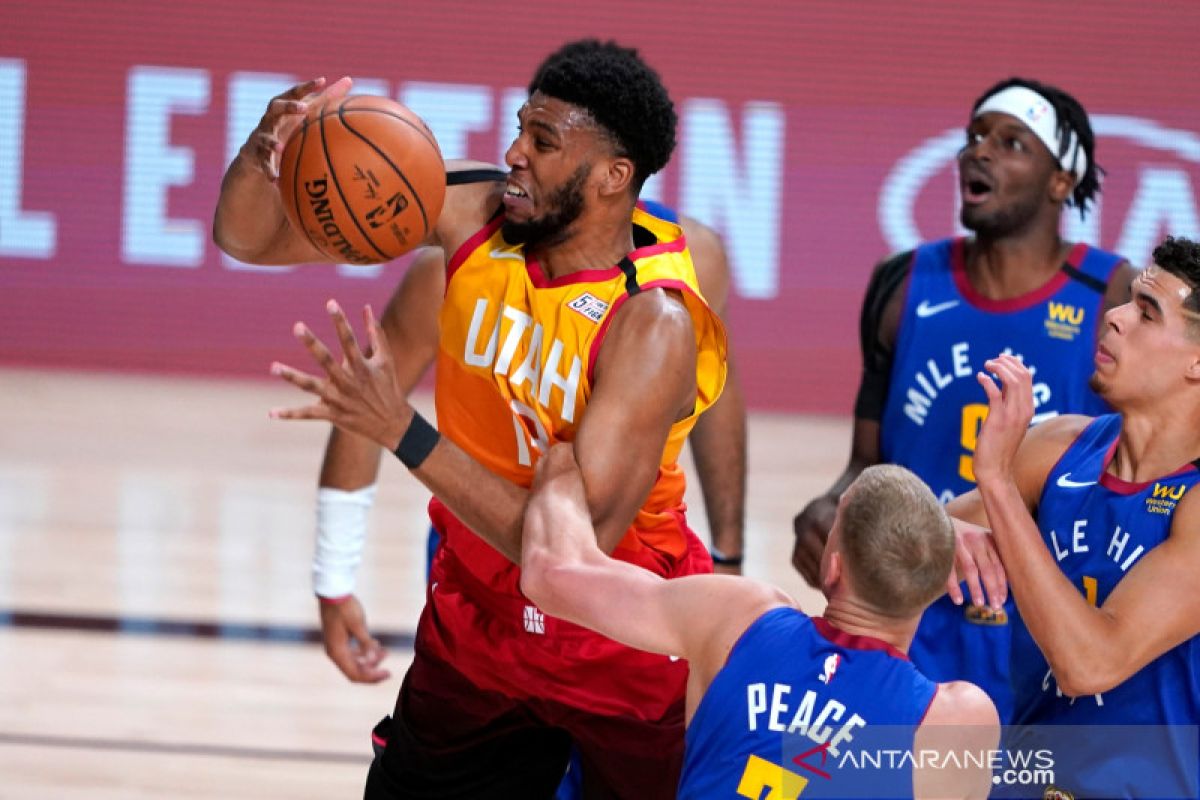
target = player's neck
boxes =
[821,596,918,655]
[532,207,636,279]
[965,228,1070,300]
[1111,405,1200,483]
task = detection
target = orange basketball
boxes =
[278,95,445,265]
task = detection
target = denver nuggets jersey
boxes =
[1006,414,1200,797]
[430,204,727,597]
[881,237,1121,502]
[680,607,936,799]
[895,237,1121,723]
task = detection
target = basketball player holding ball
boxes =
[214,40,727,799]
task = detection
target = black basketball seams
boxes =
[336,105,435,238]
[288,121,327,257]
[317,109,392,262]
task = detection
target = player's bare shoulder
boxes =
[434,159,508,255]
[1170,478,1200,542]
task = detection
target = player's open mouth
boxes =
[960,176,994,204]
[503,182,532,214]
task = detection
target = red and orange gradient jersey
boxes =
[430,204,727,595]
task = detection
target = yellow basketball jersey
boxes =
[432,205,726,585]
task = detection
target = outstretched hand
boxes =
[270,301,411,450]
[972,354,1035,486]
[240,76,353,181]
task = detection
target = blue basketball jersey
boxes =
[881,237,1120,503]
[1006,414,1200,797]
[895,237,1122,723]
[679,607,936,799]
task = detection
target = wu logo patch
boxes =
[523,605,545,634]
[567,292,609,324]
[1045,302,1084,341]
[1146,483,1187,515]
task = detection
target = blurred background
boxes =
[2,0,1198,796]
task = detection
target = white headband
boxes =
[974,85,1088,184]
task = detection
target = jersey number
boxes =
[737,753,809,799]
[509,399,549,467]
[958,403,989,483]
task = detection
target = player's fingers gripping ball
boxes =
[279,95,446,265]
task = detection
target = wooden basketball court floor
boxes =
[0,367,838,798]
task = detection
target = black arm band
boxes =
[393,412,440,469]
[709,548,744,567]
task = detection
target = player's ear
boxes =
[1184,338,1200,382]
[821,550,842,597]
[1048,169,1074,205]
[598,156,634,199]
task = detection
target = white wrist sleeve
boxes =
[313,485,377,599]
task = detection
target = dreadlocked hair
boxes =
[528,39,677,191]
[973,77,1101,219]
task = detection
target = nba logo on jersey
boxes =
[566,293,609,324]
[818,653,840,684]
[523,605,545,634]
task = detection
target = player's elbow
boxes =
[1051,658,1120,697]
[519,546,562,611]
[212,218,257,263]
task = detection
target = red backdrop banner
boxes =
[2,0,1198,411]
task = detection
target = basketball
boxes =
[278,95,446,266]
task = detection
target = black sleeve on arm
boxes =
[446,168,508,185]
[853,250,913,421]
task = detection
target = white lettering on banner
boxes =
[880,115,1200,266]
[496,87,525,168]
[122,66,210,267]
[1116,167,1200,263]
[401,82,491,161]
[0,59,56,258]
[680,99,785,300]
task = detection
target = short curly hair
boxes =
[1152,236,1200,326]
[528,39,677,190]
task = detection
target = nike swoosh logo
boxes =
[1056,473,1096,488]
[915,299,960,318]
[490,247,525,262]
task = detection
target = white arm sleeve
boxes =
[313,485,377,599]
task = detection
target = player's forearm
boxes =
[319,427,384,490]
[690,372,747,557]
[976,474,1114,694]
[522,544,677,657]
[828,417,882,498]
[408,433,528,564]
[212,151,291,263]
